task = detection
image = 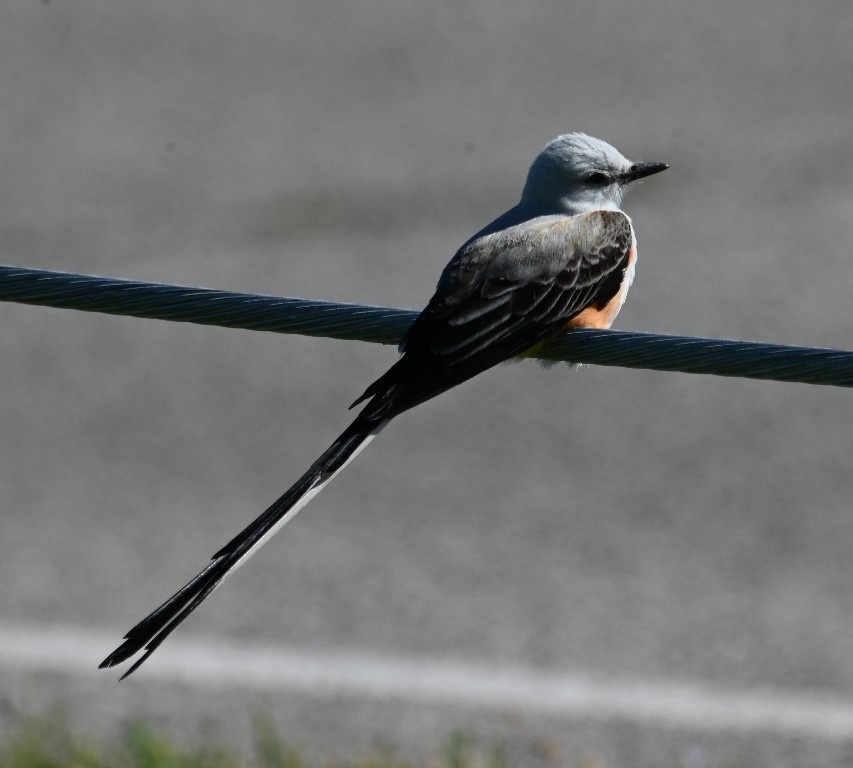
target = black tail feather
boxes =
[100,413,382,676]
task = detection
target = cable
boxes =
[2,264,852,388]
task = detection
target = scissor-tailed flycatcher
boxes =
[101,133,667,677]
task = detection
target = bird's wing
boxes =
[425,209,633,363]
[354,209,634,415]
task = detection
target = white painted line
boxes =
[2,622,853,739]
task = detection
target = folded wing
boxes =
[355,209,634,415]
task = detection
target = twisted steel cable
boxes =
[2,264,852,388]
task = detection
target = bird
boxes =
[100,132,667,677]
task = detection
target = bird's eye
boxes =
[586,172,610,185]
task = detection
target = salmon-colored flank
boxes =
[565,243,636,330]
[516,243,636,361]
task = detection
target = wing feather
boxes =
[353,210,634,416]
[424,210,633,364]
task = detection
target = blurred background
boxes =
[1,1,852,766]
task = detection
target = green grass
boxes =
[0,716,509,768]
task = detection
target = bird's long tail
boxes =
[99,411,388,678]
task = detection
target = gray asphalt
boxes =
[1,1,853,765]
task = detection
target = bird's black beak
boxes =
[622,161,668,182]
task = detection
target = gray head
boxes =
[520,133,667,215]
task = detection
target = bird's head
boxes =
[520,133,667,215]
